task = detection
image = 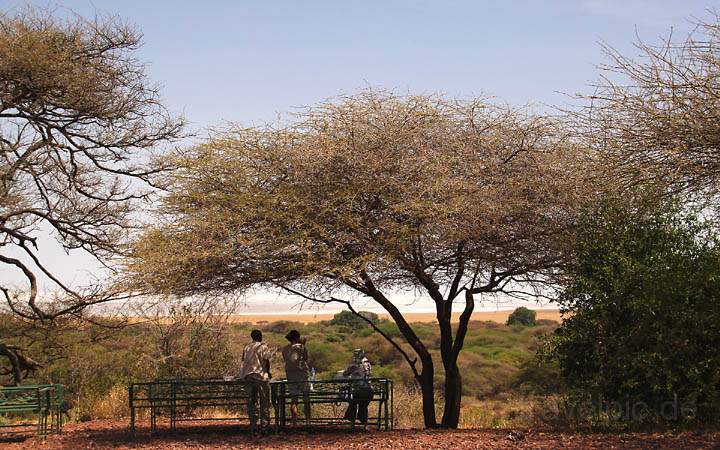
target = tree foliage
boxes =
[127,91,593,428]
[546,195,720,425]
[580,14,720,197]
[0,7,183,319]
[329,310,379,330]
[506,307,536,327]
[0,6,183,383]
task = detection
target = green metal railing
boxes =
[0,384,64,438]
[272,378,393,431]
[129,377,393,435]
[129,378,252,434]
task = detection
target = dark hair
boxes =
[250,329,263,342]
[285,329,300,342]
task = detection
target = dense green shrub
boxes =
[329,310,379,330]
[263,320,294,334]
[374,320,401,339]
[511,358,561,395]
[546,198,720,425]
[305,341,347,375]
[362,334,404,366]
[507,307,536,327]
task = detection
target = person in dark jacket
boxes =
[342,348,373,428]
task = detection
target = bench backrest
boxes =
[130,378,392,405]
[0,385,63,412]
[272,378,392,402]
[130,379,253,409]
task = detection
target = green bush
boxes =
[361,334,403,366]
[263,320,294,334]
[329,310,379,330]
[511,357,561,395]
[374,320,401,338]
[305,341,347,373]
[372,365,400,382]
[506,307,537,327]
[546,198,720,425]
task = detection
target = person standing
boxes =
[342,348,373,429]
[240,329,272,432]
[281,329,311,426]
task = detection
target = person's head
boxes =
[352,348,364,361]
[250,329,263,342]
[285,329,301,343]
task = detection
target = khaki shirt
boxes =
[281,342,309,380]
[240,341,271,381]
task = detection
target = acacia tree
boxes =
[127,91,591,428]
[580,14,720,196]
[0,8,183,383]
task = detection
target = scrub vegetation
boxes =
[0,309,559,427]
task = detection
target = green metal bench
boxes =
[0,384,64,438]
[271,378,393,431]
[129,377,394,435]
[129,378,254,434]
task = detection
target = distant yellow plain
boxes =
[227,309,562,324]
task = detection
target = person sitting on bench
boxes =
[342,348,373,429]
[240,329,272,431]
[281,329,311,426]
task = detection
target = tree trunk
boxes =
[418,360,438,428]
[439,289,474,428]
[441,363,462,428]
[357,276,439,428]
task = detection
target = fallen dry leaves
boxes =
[2,420,718,449]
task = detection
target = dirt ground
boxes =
[2,420,718,449]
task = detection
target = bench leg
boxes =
[377,400,382,430]
[248,385,257,434]
[130,406,135,436]
[389,384,393,430]
[37,408,47,439]
[304,396,311,427]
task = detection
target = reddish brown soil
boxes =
[2,420,718,449]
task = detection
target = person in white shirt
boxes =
[240,329,272,431]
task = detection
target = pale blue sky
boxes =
[8,0,717,127]
[2,0,718,311]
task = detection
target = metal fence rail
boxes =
[129,378,253,434]
[129,377,394,435]
[0,384,64,438]
[272,378,393,431]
